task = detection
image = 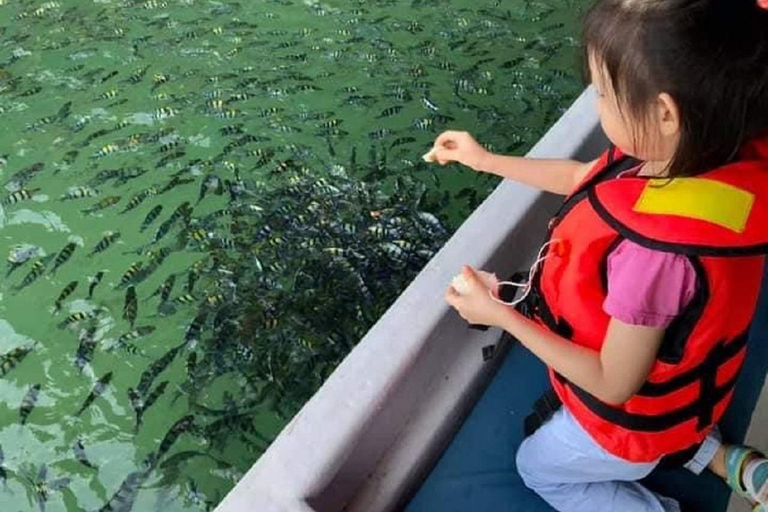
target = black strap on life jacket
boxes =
[522,388,704,468]
[553,331,747,433]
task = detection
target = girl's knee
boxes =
[516,438,540,489]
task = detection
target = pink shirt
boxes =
[600,167,699,328]
[603,240,698,327]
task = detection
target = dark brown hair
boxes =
[583,0,768,177]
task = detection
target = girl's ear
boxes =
[657,92,681,138]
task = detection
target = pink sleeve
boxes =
[603,240,698,328]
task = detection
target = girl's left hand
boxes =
[445,265,510,328]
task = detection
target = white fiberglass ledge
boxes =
[216,87,606,512]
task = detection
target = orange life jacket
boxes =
[526,139,768,463]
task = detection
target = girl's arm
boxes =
[498,312,664,405]
[431,131,597,196]
[477,154,597,196]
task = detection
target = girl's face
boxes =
[589,54,680,167]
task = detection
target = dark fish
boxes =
[82,196,121,215]
[50,243,77,274]
[75,371,113,416]
[120,187,156,213]
[58,310,98,330]
[136,343,183,396]
[73,439,97,469]
[390,136,416,149]
[197,174,223,203]
[89,231,120,256]
[140,205,163,232]
[19,384,41,425]
[88,271,105,298]
[135,380,168,432]
[156,415,195,462]
[184,310,207,346]
[149,274,175,302]
[1,345,34,377]
[117,262,143,289]
[2,187,39,206]
[98,464,151,511]
[54,280,78,313]
[74,322,98,372]
[376,105,403,118]
[123,286,137,328]
[0,444,7,485]
[15,255,54,291]
[116,326,155,345]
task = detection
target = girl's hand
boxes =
[430,131,491,171]
[445,266,510,328]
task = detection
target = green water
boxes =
[0,0,584,510]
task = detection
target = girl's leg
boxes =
[685,429,767,510]
[704,443,768,510]
[516,408,680,512]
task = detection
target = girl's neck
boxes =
[638,159,672,178]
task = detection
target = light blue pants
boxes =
[516,408,722,512]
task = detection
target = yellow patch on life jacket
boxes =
[634,178,754,233]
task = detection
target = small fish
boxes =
[197,174,223,203]
[75,371,113,416]
[1,346,34,377]
[16,255,54,291]
[123,286,137,328]
[2,187,39,206]
[7,245,40,277]
[150,274,176,302]
[421,95,440,111]
[74,322,97,372]
[376,105,403,118]
[82,196,120,215]
[140,205,163,232]
[390,136,416,149]
[117,326,155,345]
[117,262,143,289]
[73,439,97,469]
[54,281,78,313]
[19,384,41,425]
[89,231,120,256]
[135,380,168,431]
[50,242,77,274]
[0,444,7,485]
[156,415,195,462]
[136,343,183,396]
[58,310,98,330]
[87,271,105,298]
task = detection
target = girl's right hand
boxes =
[431,131,491,172]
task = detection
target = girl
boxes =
[432,0,768,510]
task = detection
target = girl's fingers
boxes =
[434,130,464,148]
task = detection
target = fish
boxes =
[1,346,34,377]
[197,174,223,203]
[98,464,151,511]
[0,444,7,485]
[73,439,97,469]
[156,415,196,462]
[7,245,41,277]
[116,326,155,345]
[19,384,41,425]
[58,310,99,330]
[149,274,176,302]
[53,280,78,313]
[116,261,143,289]
[88,271,105,298]
[140,205,163,232]
[136,343,184,396]
[50,242,77,274]
[120,187,157,214]
[74,322,98,372]
[75,371,113,416]
[135,380,168,432]
[123,286,138,328]
[15,255,54,291]
[82,195,120,215]
[2,187,39,206]
[89,231,120,256]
